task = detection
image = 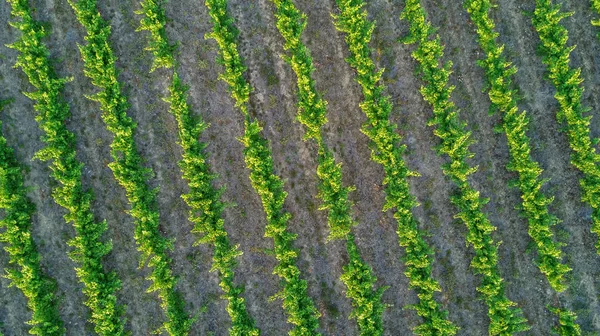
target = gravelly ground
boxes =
[0,0,599,335]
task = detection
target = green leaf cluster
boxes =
[332,0,457,335]
[205,0,321,334]
[0,102,64,335]
[531,0,600,256]
[401,1,530,334]
[464,0,571,294]
[68,0,191,334]
[6,0,128,334]
[271,0,386,334]
[548,306,582,336]
[136,1,257,334]
[136,0,176,72]
[340,235,386,335]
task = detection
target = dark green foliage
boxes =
[6,0,127,334]
[531,0,600,256]
[332,1,457,335]
[464,0,571,294]
[340,235,386,335]
[401,1,529,334]
[271,0,386,334]
[0,101,64,335]
[548,306,581,336]
[205,0,321,334]
[137,1,257,334]
[68,0,191,334]
[136,0,176,71]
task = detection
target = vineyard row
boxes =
[464,0,580,334]
[69,0,192,334]
[137,0,258,334]
[205,0,323,334]
[7,0,127,334]
[0,99,64,335]
[272,0,386,334]
[332,0,457,334]
[401,0,530,334]
[2,0,600,335]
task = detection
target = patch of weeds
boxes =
[319,281,340,319]
[205,78,218,92]
[196,57,209,71]
[423,199,433,211]
[510,251,519,279]
[118,3,137,30]
[451,46,460,56]
[185,250,202,264]
[438,249,456,298]
[289,168,297,180]
[305,199,317,213]
[259,62,279,87]
[428,213,441,229]
[267,94,277,109]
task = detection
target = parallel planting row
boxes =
[0,99,64,335]
[464,0,580,334]
[136,0,258,334]
[464,0,570,294]
[68,0,191,334]
[528,0,600,332]
[271,0,386,334]
[531,0,600,256]
[331,0,457,334]
[2,0,600,335]
[7,0,126,334]
[204,0,322,334]
[401,1,530,334]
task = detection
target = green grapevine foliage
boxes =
[464,0,571,294]
[205,0,322,334]
[271,0,386,334]
[464,1,581,334]
[137,0,258,334]
[68,0,192,334]
[6,0,127,334]
[401,1,530,334]
[531,0,600,257]
[332,0,457,334]
[0,100,64,335]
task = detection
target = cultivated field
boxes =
[1,0,600,335]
